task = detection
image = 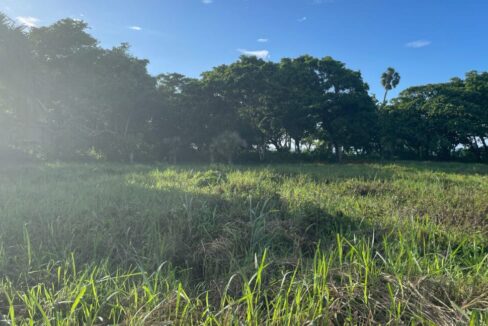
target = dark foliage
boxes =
[1,13,487,163]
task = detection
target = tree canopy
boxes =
[1,13,487,163]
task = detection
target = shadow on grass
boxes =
[3,159,487,310]
[0,165,373,287]
[115,178,374,283]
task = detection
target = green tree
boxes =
[27,19,157,161]
[0,13,41,155]
[202,56,281,156]
[276,56,319,152]
[464,71,488,155]
[384,80,485,161]
[381,67,401,105]
[314,57,377,161]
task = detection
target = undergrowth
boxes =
[0,162,487,324]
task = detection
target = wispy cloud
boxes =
[129,26,142,31]
[238,49,270,60]
[405,40,431,48]
[297,16,307,23]
[16,16,39,28]
[257,38,268,43]
[202,0,214,4]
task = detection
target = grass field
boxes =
[0,162,487,325]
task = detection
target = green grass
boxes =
[0,162,487,325]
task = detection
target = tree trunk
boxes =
[418,146,424,160]
[258,144,265,161]
[334,144,343,162]
[294,138,301,153]
[439,147,451,161]
[471,137,481,162]
[481,137,488,152]
[271,139,282,152]
[383,90,389,106]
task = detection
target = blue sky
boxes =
[3,0,488,98]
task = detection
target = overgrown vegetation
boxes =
[0,162,487,324]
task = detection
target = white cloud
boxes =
[297,16,307,23]
[257,38,268,43]
[405,40,431,48]
[16,16,39,28]
[129,26,142,31]
[202,0,213,4]
[238,49,270,60]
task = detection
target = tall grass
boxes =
[0,162,487,324]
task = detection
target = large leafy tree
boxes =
[275,56,320,152]
[89,44,157,161]
[384,78,486,160]
[25,19,157,161]
[314,57,377,161]
[153,71,248,162]
[26,19,101,159]
[0,13,40,152]
[464,71,488,153]
[202,56,281,154]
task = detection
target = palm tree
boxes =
[381,67,401,105]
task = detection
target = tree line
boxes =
[1,14,487,163]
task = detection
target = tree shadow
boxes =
[0,162,374,287]
[117,174,375,284]
[4,161,482,291]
